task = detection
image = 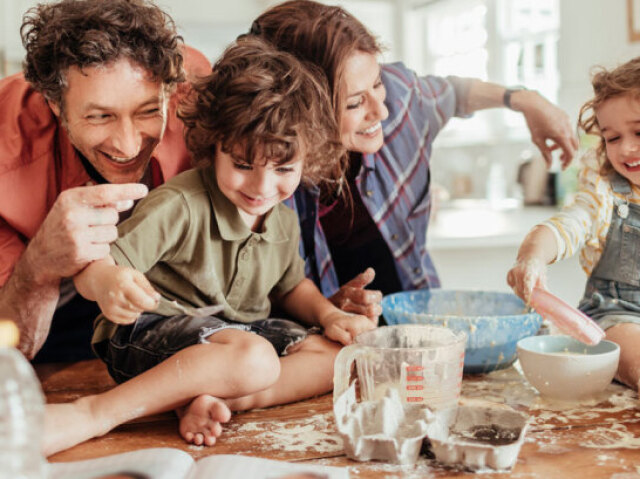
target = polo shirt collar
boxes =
[201,166,290,244]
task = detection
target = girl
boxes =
[508,57,640,391]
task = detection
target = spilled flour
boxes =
[462,365,640,452]
[224,411,343,454]
[215,365,640,476]
[580,423,640,449]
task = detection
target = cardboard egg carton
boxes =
[425,399,530,471]
[334,387,529,471]
[333,383,436,465]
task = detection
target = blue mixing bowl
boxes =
[381,290,542,374]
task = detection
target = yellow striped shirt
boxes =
[541,149,640,275]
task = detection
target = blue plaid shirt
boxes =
[285,62,470,297]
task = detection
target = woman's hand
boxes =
[329,268,382,322]
[319,310,376,346]
[512,90,579,169]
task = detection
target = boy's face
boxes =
[214,144,303,227]
[50,57,168,184]
[598,94,640,186]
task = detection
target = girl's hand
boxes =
[507,257,548,304]
[320,310,376,345]
[96,266,160,324]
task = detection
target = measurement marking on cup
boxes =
[405,364,425,403]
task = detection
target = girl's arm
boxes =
[74,256,159,324]
[278,278,376,345]
[507,225,559,303]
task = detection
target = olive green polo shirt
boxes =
[93,165,305,344]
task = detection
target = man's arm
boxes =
[0,183,148,358]
[461,79,579,167]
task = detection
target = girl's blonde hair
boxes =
[578,58,640,175]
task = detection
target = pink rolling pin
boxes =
[529,287,605,345]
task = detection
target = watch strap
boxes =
[503,87,527,110]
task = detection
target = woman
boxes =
[250,0,578,320]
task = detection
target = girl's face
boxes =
[598,94,640,185]
[214,143,303,230]
[339,51,389,154]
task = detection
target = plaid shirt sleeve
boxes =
[288,62,467,296]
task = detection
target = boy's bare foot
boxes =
[178,395,231,446]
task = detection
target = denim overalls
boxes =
[578,173,640,329]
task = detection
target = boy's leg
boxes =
[44,328,281,456]
[226,334,341,411]
[604,322,640,390]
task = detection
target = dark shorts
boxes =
[33,294,99,364]
[93,313,311,383]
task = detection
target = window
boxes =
[405,0,560,145]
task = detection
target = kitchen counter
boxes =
[428,204,557,250]
[427,203,586,305]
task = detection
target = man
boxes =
[0,0,210,361]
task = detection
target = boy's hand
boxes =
[96,266,160,324]
[507,257,547,304]
[320,310,376,346]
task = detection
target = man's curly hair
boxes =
[21,0,184,106]
[578,58,640,176]
[179,37,347,189]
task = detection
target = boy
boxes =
[43,37,376,456]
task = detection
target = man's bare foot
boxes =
[178,395,231,446]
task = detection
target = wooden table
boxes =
[40,359,640,478]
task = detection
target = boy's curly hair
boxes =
[179,37,347,189]
[578,58,640,176]
[21,0,184,106]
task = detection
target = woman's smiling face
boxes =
[338,51,388,154]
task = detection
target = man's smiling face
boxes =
[51,57,168,183]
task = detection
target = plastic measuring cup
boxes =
[333,325,466,411]
[530,287,605,345]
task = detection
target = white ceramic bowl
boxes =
[516,335,620,400]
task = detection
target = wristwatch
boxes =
[503,86,527,110]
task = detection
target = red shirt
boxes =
[0,46,211,285]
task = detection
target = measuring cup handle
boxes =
[333,344,364,403]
